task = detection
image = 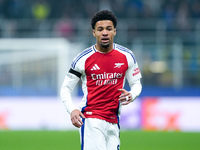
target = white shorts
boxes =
[79,118,120,150]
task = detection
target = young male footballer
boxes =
[60,10,142,150]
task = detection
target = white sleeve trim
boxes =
[60,73,80,114]
[129,79,142,101]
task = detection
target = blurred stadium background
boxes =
[0,0,200,149]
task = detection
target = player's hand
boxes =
[118,89,132,105]
[70,109,85,128]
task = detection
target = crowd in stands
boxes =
[0,0,199,20]
[0,0,199,39]
[0,0,199,96]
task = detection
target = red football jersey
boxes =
[71,43,141,123]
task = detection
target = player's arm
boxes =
[129,79,142,101]
[60,68,85,128]
[119,52,142,105]
[118,79,142,105]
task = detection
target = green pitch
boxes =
[0,130,200,150]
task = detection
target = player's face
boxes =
[93,20,116,51]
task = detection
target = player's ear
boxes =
[114,28,116,36]
[93,29,96,37]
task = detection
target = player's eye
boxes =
[97,27,103,31]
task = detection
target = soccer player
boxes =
[60,10,142,150]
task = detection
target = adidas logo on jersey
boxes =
[91,64,100,70]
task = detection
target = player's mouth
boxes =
[101,37,109,43]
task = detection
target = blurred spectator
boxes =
[141,3,154,18]
[176,1,191,30]
[32,0,50,20]
[2,20,17,37]
[99,0,111,11]
[112,0,126,18]
[54,14,74,38]
[3,0,26,18]
[191,0,200,18]
[162,2,176,30]
[143,0,163,17]
[0,0,199,20]
[0,0,4,18]
[125,0,144,18]
[126,0,144,18]
[22,0,33,18]
[82,0,98,18]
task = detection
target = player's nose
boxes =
[102,29,108,35]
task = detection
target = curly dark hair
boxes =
[91,10,117,29]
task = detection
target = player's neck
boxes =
[95,44,113,53]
